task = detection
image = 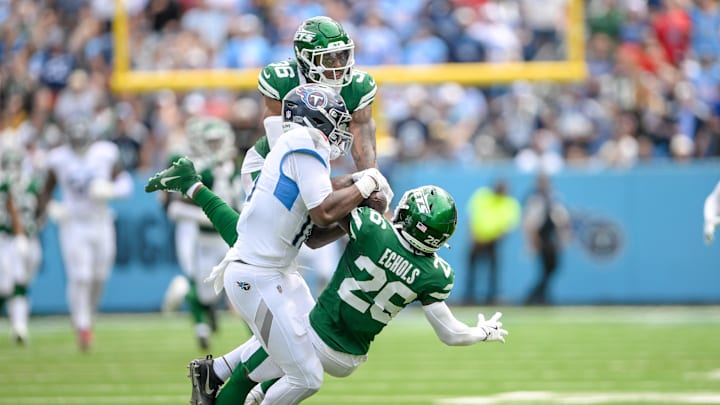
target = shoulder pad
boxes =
[258,60,301,101]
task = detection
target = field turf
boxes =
[0,306,719,405]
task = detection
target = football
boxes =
[359,191,388,213]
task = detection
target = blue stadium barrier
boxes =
[30,162,720,314]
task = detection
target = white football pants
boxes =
[58,218,115,331]
[223,262,321,405]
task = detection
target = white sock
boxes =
[8,296,29,336]
[68,280,92,330]
[214,344,246,380]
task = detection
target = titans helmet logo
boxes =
[296,86,328,110]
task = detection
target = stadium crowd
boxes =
[1,0,719,173]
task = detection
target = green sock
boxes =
[216,346,272,404]
[260,378,279,394]
[215,363,255,405]
[185,282,205,324]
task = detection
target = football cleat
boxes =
[188,355,223,405]
[77,329,92,352]
[145,157,202,195]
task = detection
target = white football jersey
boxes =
[233,126,332,269]
[46,141,121,220]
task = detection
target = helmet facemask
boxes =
[297,41,355,88]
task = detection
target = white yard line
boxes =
[437,391,720,404]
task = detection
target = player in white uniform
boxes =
[704,180,720,244]
[38,117,133,351]
[146,83,390,405]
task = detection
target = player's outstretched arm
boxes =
[422,302,508,346]
[145,157,239,246]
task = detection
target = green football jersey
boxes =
[14,177,42,237]
[252,60,377,162]
[309,207,455,356]
[0,182,13,234]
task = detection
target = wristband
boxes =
[186,182,204,198]
[354,175,377,199]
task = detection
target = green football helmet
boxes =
[186,116,235,161]
[294,16,355,88]
[392,186,457,254]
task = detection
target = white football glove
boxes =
[379,182,394,212]
[477,312,508,343]
[354,168,390,199]
[14,234,30,259]
[46,200,68,223]
[89,179,117,200]
[705,221,717,245]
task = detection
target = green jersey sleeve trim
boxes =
[258,72,281,99]
[356,83,377,111]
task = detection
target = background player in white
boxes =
[704,180,720,244]
[0,145,43,344]
[146,83,390,405]
[161,116,240,349]
[37,116,133,351]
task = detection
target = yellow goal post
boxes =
[110,0,587,92]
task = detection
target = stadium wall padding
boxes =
[31,162,720,314]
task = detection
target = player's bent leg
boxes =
[215,342,283,405]
[306,316,367,378]
[223,264,321,405]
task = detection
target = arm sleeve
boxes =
[193,186,239,246]
[422,302,487,346]
[704,181,720,224]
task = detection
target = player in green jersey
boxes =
[159,116,241,349]
[145,158,508,405]
[1,146,43,344]
[0,147,28,343]
[244,15,379,183]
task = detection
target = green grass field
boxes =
[1,306,719,405]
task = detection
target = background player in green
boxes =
[1,146,44,344]
[243,15,379,185]
[145,159,508,405]
[0,147,28,343]
[159,116,241,349]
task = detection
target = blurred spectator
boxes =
[354,10,402,65]
[0,0,718,173]
[522,173,571,305]
[402,25,450,64]
[520,0,566,60]
[111,101,150,171]
[218,14,270,69]
[689,0,720,59]
[33,27,75,93]
[652,0,691,66]
[465,179,520,305]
